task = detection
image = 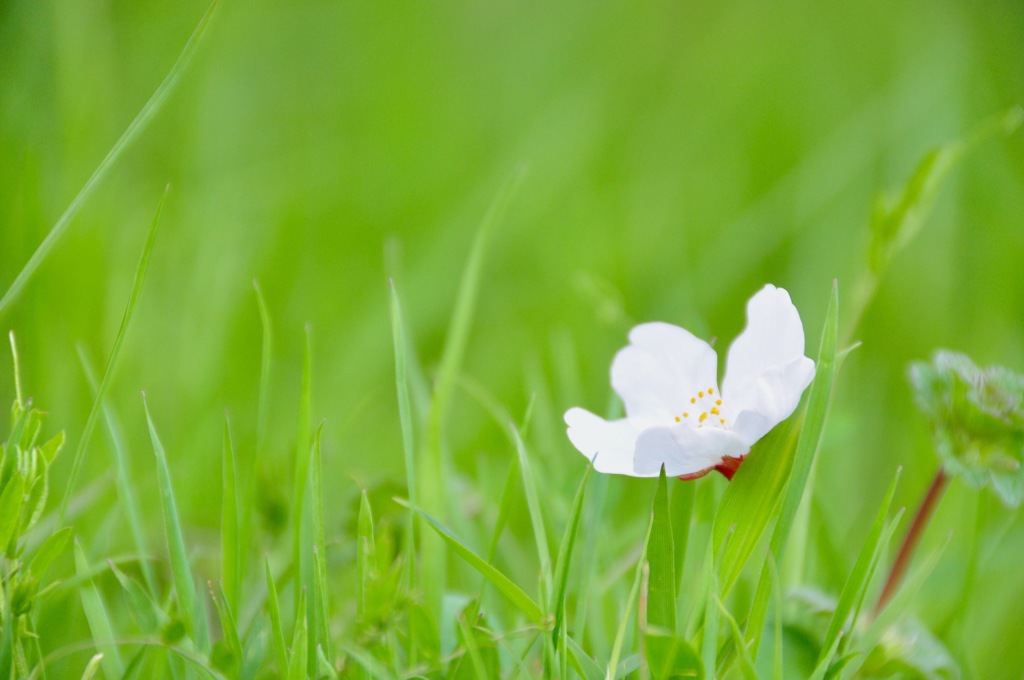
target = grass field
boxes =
[1,1,1023,678]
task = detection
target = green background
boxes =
[1,0,1022,676]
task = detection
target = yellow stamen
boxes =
[690,397,696,404]
[716,399,722,405]
[708,387,714,394]
[675,416,680,422]
[720,418,726,424]
[698,391,704,398]
[710,407,720,415]
[699,412,708,423]
[683,412,688,418]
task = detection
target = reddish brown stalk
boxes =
[875,468,949,614]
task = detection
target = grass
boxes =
[1,1,1024,678]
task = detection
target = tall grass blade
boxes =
[74,540,124,680]
[0,1,217,319]
[747,282,840,659]
[144,394,206,648]
[669,483,695,593]
[221,415,240,615]
[310,422,330,664]
[209,581,242,674]
[288,590,308,680]
[716,597,757,680]
[7,333,23,409]
[815,467,903,672]
[292,324,314,596]
[77,346,157,594]
[265,557,289,676]
[647,467,677,633]
[401,500,545,625]
[79,653,105,680]
[421,169,527,616]
[252,280,273,459]
[700,538,720,680]
[511,425,552,604]
[551,465,591,642]
[356,490,376,618]
[388,280,417,590]
[60,188,167,525]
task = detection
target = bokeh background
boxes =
[1,0,1023,675]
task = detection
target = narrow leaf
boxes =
[402,500,545,625]
[79,653,105,680]
[144,395,205,647]
[551,465,591,642]
[512,424,552,603]
[209,580,242,672]
[606,519,653,680]
[356,490,376,618]
[221,415,240,615]
[288,590,308,680]
[310,422,330,663]
[388,279,417,590]
[647,467,677,633]
[74,541,124,680]
[29,526,72,578]
[0,473,25,554]
[265,557,289,676]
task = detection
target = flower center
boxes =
[674,386,727,429]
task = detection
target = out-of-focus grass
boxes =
[1,0,1023,677]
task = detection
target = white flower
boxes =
[565,284,815,480]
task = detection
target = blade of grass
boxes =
[59,188,167,525]
[716,597,757,680]
[357,490,376,619]
[74,540,124,680]
[670,482,695,593]
[79,653,104,680]
[815,467,903,672]
[0,2,217,319]
[485,458,520,565]
[221,415,240,615]
[76,346,157,594]
[511,424,552,606]
[0,474,24,554]
[209,581,242,674]
[606,519,653,680]
[700,538,720,680]
[338,642,400,680]
[420,168,526,617]
[8,333,23,409]
[746,281,841,660]
[388,280,418,593]
[310,422,330,665]
[288,590,308,680]
[551,465,591,642]
[292,324,314,614]
[399,500,545,625]
[265,557,289,676]
[647,467,676,633]
[252,280,273,460]
[144,393,206,648]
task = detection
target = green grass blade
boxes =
[0,2,217,320]
[485,458,520,565]
[746,282,841,659]
[76,346,157,594]
[700,538,720,680]
[815,467,903,672]
[252,280,273,459]
[606,519,653,680]
[209,581,242,673]
[551,465,591,642]
[60,188,167,525]
[8,332,23,409]
[567,636,604,680]
[401,500,545,625]
[288,590,308,680]
[338,642,400,680]
[388,279,418,592]
[716,597,757,680]
[28,526,72,579]
[79,653,104,680]
[669,482,695,593]
[292,324,314,616]
[420,169,526,616]
[310,422,330,664]
[356,490,376,618]
[511,425,552,605]
[221,415,240,615]
[144,394,206,648]
[647,467,677,633]
[74,540,124,680]
[265,557,289,676]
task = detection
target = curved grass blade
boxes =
[144,394,206,648]
[551,465,592,642]
[209,580,242,674]
[716,597,756,680]
[59,188,167,525]
[79,653,104,680]
[265,557,289,676]
[815,467,903,673]
[606,519,653,680]
[77,346,157,594]
[221,415,240,614]
[310,422,330,664]
[400,500,545,625]
[388,280,417,591]
[511,425,552,604]
[292,324,314,602]
[357,490,376,618]
[288,590,308,680]
[74,540,124,680]
[0,2,218,319]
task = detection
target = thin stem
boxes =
[875,468,949,614]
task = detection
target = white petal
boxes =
[564,407,642,476]
[722,285,813,418]
[728,357,815,445]
[633,424,750,477]
[611,322,718,429]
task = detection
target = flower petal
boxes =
[722,285,814,424]
[611,322,718,429]
[728,357,815,445]
[564,407,641,476]
[633,424,750,477]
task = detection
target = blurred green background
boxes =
[1,0,1023,675]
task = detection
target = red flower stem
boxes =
[875,468,949,614]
